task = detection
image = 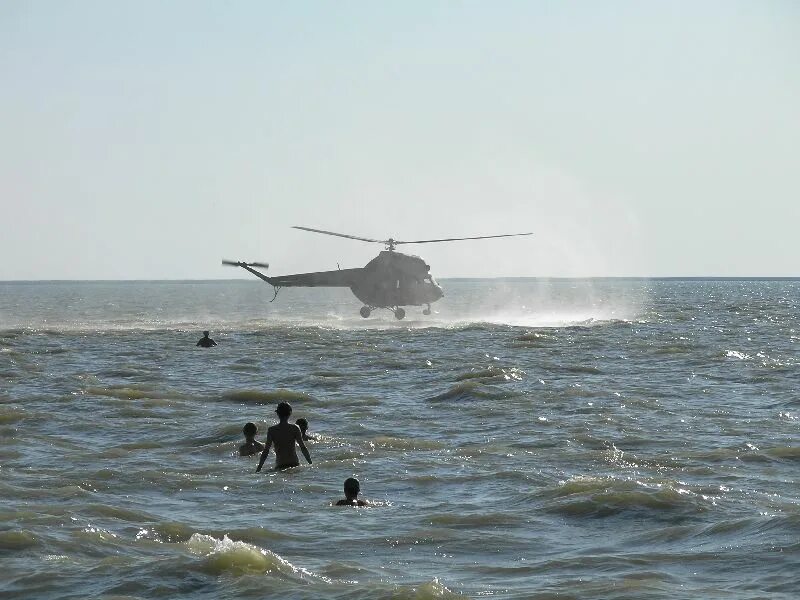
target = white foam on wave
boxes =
[185,533,327,580]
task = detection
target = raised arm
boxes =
[256,432,273,472]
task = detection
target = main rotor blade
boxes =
[292,226,385,244]
[394,232,533,245]
[222,260,270,268]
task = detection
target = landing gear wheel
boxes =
[360,306,371,318]
[423,305,431,316]
[394,308,406,320]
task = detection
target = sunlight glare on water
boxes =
[0,279,798,599]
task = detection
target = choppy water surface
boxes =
[1,279,798,599]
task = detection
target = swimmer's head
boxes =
[296,417,308,432]
[276,402,292,418]
[203,330,209,337]
[243,422,257,437]
[344,477,360,498]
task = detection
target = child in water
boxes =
[239,422,265,456]
[295,417,317,441]
[336,477,370,506]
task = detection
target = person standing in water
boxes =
[239,422,265,456]
[256,402,312,471]
[335,477,370,506]
[295,417,317,441]
[196,331,217,347]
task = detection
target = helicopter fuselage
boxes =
[224,225,530,319]
[350,251,443,309]
[232,250,443,318]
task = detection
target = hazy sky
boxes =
[2,1,798,279]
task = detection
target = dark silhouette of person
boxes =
[239,422,265,456]
[256,402,312,471]
[295,417,317,441]
[197,331,217,347]
[335,477,370,506]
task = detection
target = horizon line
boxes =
[2,276,799,284]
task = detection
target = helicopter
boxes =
[223,226,533,319]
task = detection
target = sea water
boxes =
[0,279,798,599]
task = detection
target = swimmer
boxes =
[256,402,312,472]
[197,331,217,347]
[335,477,370,506]
[239,422,265,457]
[295,417,317,441]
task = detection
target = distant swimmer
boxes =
[239,422,265,457]
[256,402,312,471]
[197,331,217,347]
[295,417,317,441]
[335,477,370,507]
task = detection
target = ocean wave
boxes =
[455,366,525,382]
[631,514,800,547]
[0,481,95,501]
[559,364,603,375]
[425,380,519,402]
[151,522,196,543]
[427,512,523,528]
[74,525,119,544]
[367,436,445,451]
[84,503,156,523]
[0,407,26,424]
[513,331,554,345]
[542,476,711,518]
[222,389,317,405]
[0,529,38,550]
[312,370,349,378]
[324,396,382,407]
[96,367,154,378]
[226,363,263,373]
[692,444,800,464]
[765,446,800,460]
[386,579,463,599]
[185,533,319,578]
[217,526,296,544]
[654,344,695,355]
[85,385,188,401]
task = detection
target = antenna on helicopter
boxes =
[292,226,532,251]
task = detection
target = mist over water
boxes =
[0,278,646,331]
[1,279,798,599]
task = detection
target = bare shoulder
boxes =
[335,499,371,507]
